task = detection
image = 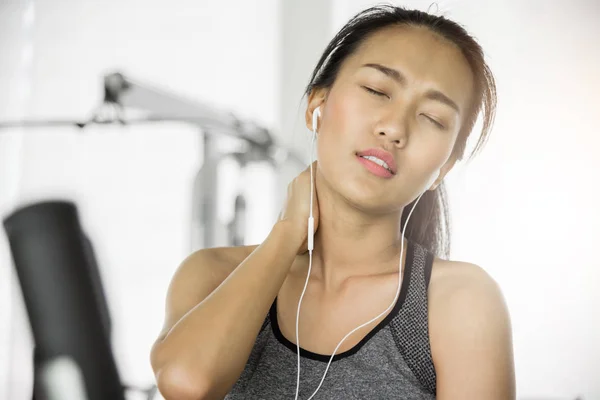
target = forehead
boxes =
[342,25,474,110]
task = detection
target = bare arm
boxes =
[429,262,516,399]
[150,221,303,400]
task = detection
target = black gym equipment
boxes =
[3,201,125,400]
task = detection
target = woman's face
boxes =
[308,25,475,213]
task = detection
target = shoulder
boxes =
[428,258,502,303]
[156,244,259,340]
[428,258,510,339]
[204,244,260,273]
[427,258,515,398]
[178,244,260,280]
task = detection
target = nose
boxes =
[374,109,408,148]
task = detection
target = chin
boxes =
[335,177,395,213]
[319,153,395,211]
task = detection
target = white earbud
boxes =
[306,105,320,253]
[312,106,321,134]
[307,107,319,251]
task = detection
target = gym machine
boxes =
[1,71,303,249]
[4,201,125,400]
[1,72,303,399]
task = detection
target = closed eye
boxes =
[362,86,389,99]
[423,115,445,130]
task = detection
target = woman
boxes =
[150,5,515,399]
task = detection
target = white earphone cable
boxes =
[294,108,426,399]
[294,120,317,400]
[305,191,423,400]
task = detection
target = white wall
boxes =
[1,0,599,399]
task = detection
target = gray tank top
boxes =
[225,240,437,399]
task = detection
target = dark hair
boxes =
[304,4,497,259]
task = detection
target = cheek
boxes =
[316,88,367,173]
[314,123,360,195]
[324,85,368,138]
[411,138,453,179]
[315,131,341,175]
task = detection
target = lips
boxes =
[356,148,398,175]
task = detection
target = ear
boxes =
[429,154,458,191]
[305,88,327,132]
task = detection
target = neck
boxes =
[308,184,409,291]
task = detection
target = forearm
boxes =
[154,221,302,397]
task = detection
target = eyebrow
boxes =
[361,63,461,114]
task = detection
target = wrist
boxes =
[270,220,305,251]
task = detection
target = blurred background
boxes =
[0,0,598,399]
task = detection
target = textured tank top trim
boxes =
[268,239,416,363]
[389,241,437,393]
